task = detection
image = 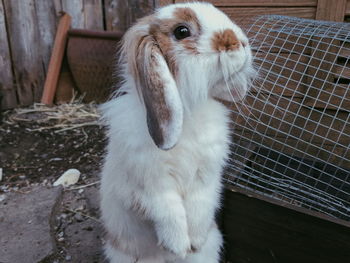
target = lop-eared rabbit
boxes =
[100,2,254,262]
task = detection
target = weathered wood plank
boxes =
[104,0,118,31]
[61,0,85,28]
[175,0,317,7]
[346,0,350,16]
[253,53,309,97]
[231,98,350,149]
[243,18,312,54]
[158,0,174,6]
[35,0,58,74]
[231,129,350,169]
[339,42,350,57]
[83,0,104,30]
[240,134,350,168]
[304,84,350,110]
[58,0,104,29]
[105,0,155,31]
[316,0,347,22]
[223,7,316,25]
[305,38,343,111]
[0,0,17,109]
[3,0,46,106]
[334,65,350,80]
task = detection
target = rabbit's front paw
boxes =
[157,225,191,259]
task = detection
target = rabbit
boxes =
[100,2,254,263]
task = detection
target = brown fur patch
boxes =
[148,7,201,58]
[173,7,201,54]
[173,7,201,33]
[135,35,172,148]
[149,22,179,78]
[211,29,240,52]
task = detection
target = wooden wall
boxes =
[161,0,349,23]
[0,0,155,109]
[1,0,349,109]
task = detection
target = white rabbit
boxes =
[100,2,254,263]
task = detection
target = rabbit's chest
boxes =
[168,100,231,185]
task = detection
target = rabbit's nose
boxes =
[211,29,241,52]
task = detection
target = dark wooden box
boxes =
[221,186,350,263]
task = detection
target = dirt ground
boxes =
[0,103,231,263]
[0,103,107,262]
[0,104,105,188]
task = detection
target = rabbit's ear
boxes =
[134,35,183,150]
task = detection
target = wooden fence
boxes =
[0,0,155,109]
[1,0,349,109]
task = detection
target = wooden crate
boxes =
[221,186,350,263]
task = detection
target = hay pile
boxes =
[4,100,101,133]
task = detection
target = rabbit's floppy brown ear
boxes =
[135,35,183,150]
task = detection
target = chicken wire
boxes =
[225,15,350,222]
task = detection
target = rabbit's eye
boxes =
[173,26,191,40]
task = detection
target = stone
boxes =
[0,186,63,263]
[53,169,81,187]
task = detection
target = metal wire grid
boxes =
[225,15,350,221]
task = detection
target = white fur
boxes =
[101,93,229,262]
[100,2,254,263]
[156,3,254,110]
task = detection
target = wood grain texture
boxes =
[340,42,350,57]
[0,0,16,109]
[83,0,104,29]
[245,135,350,168]
[231,96,350,144]
[56,0,103,29]
[223,7,316,25]
[35,0,58,74]
[253,53,309,97]
[304,39,342,113]
[61,0,85,28]
[3,0,46,106]
[157,0,174,6]
[231,102,350,167]
[304,84,350,110]
[104,0,119,31]
[334,65,350,80]
[316,0,347,22]
[222,187,350,263]
[105,0,155,31]
[175,0,317,7]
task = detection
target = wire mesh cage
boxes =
[226,15,350,222]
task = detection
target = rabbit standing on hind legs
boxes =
[100,2,255,263]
